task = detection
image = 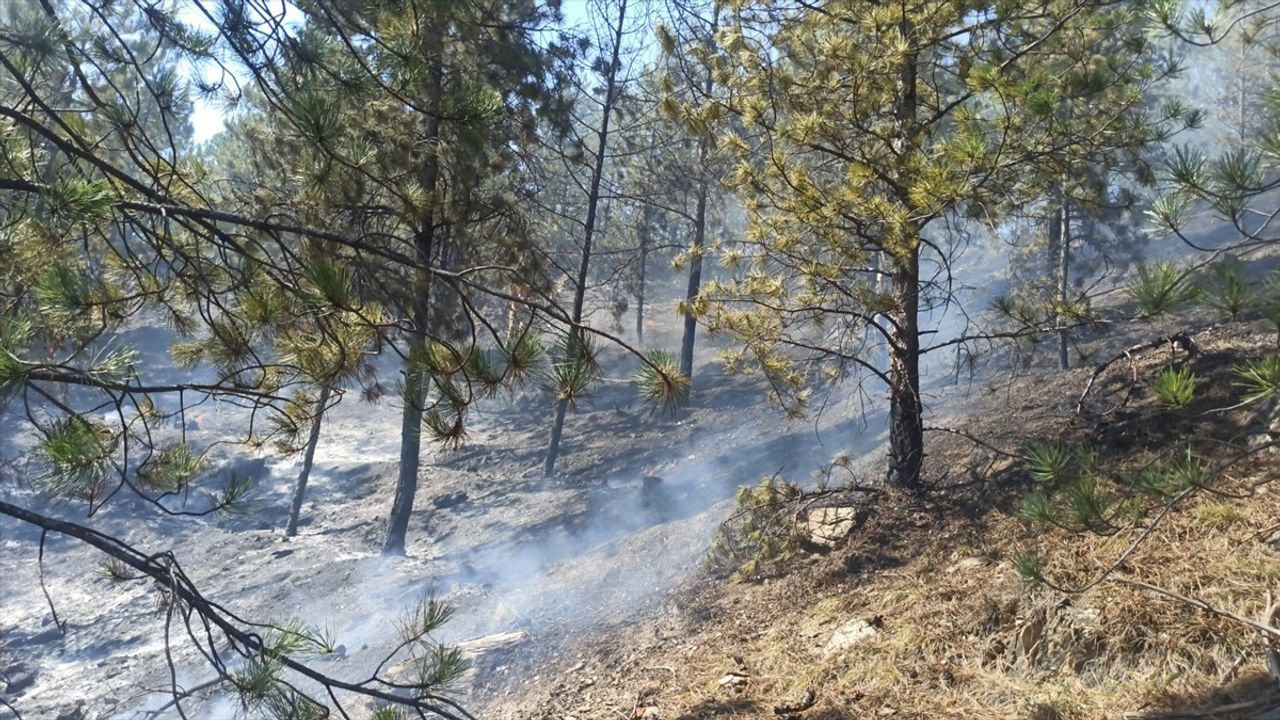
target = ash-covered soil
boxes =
[0,310,927,719]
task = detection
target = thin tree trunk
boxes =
[1057,200,1071,371]
[286,385,330,537]
[543,0,628,478]
[678,7,719,389]
[885,13,923,490]
[679,171,708,383]
[886,244,923,489]
[383,61,442,556]
[636,223,647,345]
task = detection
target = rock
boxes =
[718,672,749,688]
[947,556,993,573]
[823,617,879,657]
[1013,608,1047,664]
[804,506,863,548]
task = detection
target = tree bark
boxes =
[286,385,330,537]
[383,61,442,556]
[885,243,923,489]
[1057,200,1071,370]
[677,6,719,390]
[543,0,628,477]
[884,14,923,490]
[636,220,647,345]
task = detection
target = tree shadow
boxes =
[672,697,760,719]
[1129,671,1279,719]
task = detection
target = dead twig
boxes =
[1265,591,1279,689]
[1110,578,1280,642]
[37,530,66,635]
[924,425,1020,458]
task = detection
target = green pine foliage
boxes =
[636,350,691,415]
[707,475,804,580]
[1234,354,1280,403]
[1199,257,1254,319]
[1128,261,1198,318]
[1149,367,1200,409]
[1023,442,1081,485]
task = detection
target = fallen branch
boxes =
[1076,332,1200,416]
[1110,578,1280,642]
[924,425,1020,458]
[139,677,225,720]
[0,499,475,720]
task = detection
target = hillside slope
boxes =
[487,320,1280,720]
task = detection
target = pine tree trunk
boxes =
[677,7,718,390]
[543,0,628,478]
[1057,201,1071,371]
[286,385,330,538]
[636,226,647,345]
[885,244,923,490]
[885,14,923,490]
[384,359,427,555]
[383,62,442,556]
[678,175,707,383]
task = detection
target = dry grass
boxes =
[486,323,1280,720]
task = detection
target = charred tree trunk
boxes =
[636,221,647,345]
[677,7,719,389]
[383,62,442,556]
[286,385,331,537]
[884,16,924,490]
[543,0,628,478]
[1057,200,1071,371]
[679,169,708,384]
[885,244,923,490]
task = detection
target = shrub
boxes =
[1235,354,1280,404]
[1128,261,1197,318]
[707,475,803,579]
[1149,367,1199,409]
[1023,441,1079,484]
[1199,257,1253,320]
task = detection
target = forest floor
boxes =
[2,272,1279,719]
[0,296,909,719]
[484,315,1280,720]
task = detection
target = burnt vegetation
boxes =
[1,1,1280,719]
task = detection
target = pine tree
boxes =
[694,1,1186,488]
[541,0,647,477]
[657,0,723,390]
[0,0,477,714]
[1152,0,1280,249]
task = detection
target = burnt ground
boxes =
[2,257,1279,719]
[0,301,917,720]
